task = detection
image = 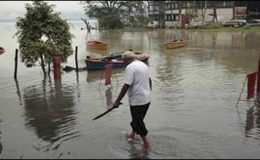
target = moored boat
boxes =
[87,40,108,50]
[164,39,187,49]
[85,56,125,70]
[85,52,149,70]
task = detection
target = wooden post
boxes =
[14,49,18,79]
[75,46,79,72]
[53,56,61,80]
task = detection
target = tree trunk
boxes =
[81,17,91,32]
[213,7,218,24]
[40,53,46,77]
[201,1,207,26]
[159,1,165,28]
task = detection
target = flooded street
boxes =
[1,21,260,159]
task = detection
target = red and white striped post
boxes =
[104,61,112,86]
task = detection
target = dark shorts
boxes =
[130,102,150,137]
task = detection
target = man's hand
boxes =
[113,101,122,108]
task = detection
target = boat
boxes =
[85,56,124,70]
[87,40,108,50]
[0,47,5,55]
[164,39,187,49]
[85,53,149,70]
[86,47,108,55]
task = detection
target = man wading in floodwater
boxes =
[112,50,152,151]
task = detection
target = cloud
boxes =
[0,1,28,13]
[50,1,84,12]
[0,1,86,21]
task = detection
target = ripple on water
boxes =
[106,130,216,159]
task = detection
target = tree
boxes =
[199,1,208,26]
[185,6,197,23]
[208,1,218,24]
[212,6,218,24]
[80,1,147,29]
[158,1,165,28]
[81,17,91,32]
[15,1,74,76]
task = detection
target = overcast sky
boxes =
[0,1,86,21]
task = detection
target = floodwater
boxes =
[1,20,260,159]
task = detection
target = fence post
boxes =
[14,49,18,79]
[75,46,78,72]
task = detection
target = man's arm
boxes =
[113,84,130,108]
[149,77,152,91]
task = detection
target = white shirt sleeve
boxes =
[124,66,134,85]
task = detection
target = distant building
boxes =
[148,1,258,28]
[246,1,260,19]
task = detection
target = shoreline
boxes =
[96,26,260,32]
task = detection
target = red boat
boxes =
[87,40,108,50]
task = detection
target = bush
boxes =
[99,15,124,29]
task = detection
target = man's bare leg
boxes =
[125,130,136,140]
[141,136,151,151]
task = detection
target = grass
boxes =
[187,25,260,32]
[98,25,260,32]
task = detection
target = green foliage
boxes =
[185,7,197,20]
[15,1,74,67]
[136,15,149,27]
[80,1,148,29]
[99,15,123,29]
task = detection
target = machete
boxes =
[92,103,122,120]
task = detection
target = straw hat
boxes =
[122,50,136,60]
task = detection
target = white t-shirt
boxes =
[124,60,151,106]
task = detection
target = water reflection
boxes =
[86,70,104,83]
[161,31,260,74]
[127,141,150,159]
[155,53,176,83]
[88,30,124,51]
[245,105,260,139]
[165,30,189,41]
[232,33,246,48]
[245,32,260,49]
[0,118,2,155]
[76,72,81,98]
[105,86,113,108]
[86,68,124,83]
[22,77,79,151]
[245,106,255,133]
[14,78,23,105]
[97,30,151,51]
[187,31,260,50]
